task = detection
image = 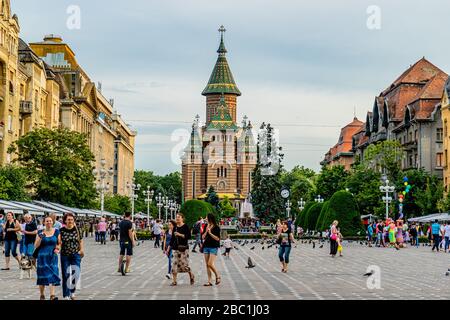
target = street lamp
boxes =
[380,179,395,220]
[93,159,114,215]
[298,198,306,211]
[156,193,163,220]
[169,200,178,220]
[285,199,292,218]
[143,186,154,229]
[315,195,324,203]
[126,179,141,221]
[163,197,169,222]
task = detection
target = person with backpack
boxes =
[192,217,203,253]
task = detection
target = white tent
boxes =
[408,213,450,223]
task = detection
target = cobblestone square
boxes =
[1,238,449,300]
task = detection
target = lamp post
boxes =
[169,201,178,220]
[380,179,395,220]
[143,186,154,229]
[315,195,324,203]
[126,179,141,221]
[285,199,292,218]
[163,197,169,222]
[156,193,164,220]
[298,198,306,211]
[93,159,114,215]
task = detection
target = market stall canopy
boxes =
[408,213,450,223]
[0,200,34,215]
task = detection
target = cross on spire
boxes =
[217,25,227,55]
[218,25,226,36]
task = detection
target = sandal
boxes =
[50,295,58,300]
[1,268,10,271]
[190,274,195,285]
[203,283,213,287]
[215,277,221,285]
[170,282,177,286]
[40,295,45,300]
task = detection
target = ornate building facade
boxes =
[182,27,257,212]
[29,35,136,196]
[0,0,136,197]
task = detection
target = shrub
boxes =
[316,201,330,231]
[305,202,323,231]
[296,202,314,229]
[317,190,364,236]
[180,200,215,229]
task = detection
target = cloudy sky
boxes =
[12,0,450,175]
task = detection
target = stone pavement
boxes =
[0,238,449,300]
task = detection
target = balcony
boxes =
[19,100,33,114]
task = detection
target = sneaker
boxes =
[192,249,197,253]
[125,267,131,273]
[165,273,171,279]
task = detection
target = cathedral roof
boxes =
[202,26,241,96]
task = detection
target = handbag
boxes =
[174,226,188,252]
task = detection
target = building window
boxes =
[217,168,220,178]
[224,168,227,178]
[7,114,12,131]
[436,128,443,142]
[445,121,448,137]
[437,153,443,167]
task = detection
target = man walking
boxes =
[443,222,450,253]
[152,219,163,248]
[118,212,135,274]
[431,219,441,252]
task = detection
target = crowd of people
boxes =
[2,206,449,300]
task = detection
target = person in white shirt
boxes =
[222,236,233,258]
[152,219,163,248]
[444,222,450,253]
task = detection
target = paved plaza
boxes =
[0,238,449,300]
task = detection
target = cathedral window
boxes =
[224,168,227,178]
[192,171,196,198]
[217,168,220,178]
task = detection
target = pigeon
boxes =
[319,244,324,249]
[363,271,374,277]
[312,242,316,249]
[445,272,449,276]
[245,257,256,268]
[262,246,265,250]
[267,244,273,249]
[250,246,255,250]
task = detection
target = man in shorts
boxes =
[118,212,135,273]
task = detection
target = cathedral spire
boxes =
[202,25,241,96]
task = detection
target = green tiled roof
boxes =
[202,34,241,96]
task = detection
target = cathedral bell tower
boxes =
[202,25,241,125]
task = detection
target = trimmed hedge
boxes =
[316,201,330,231]
[296,202,314,229]
[316,190,364,236]
[180,200,215,229]
[305,202,323,231]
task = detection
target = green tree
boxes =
[316,165,348,200]
[180,200,215,229]
[8,128,96,208]
[205,185,219,208]
[363,140,403,182]
[251,123,284,222]
[0,165,29,201]
[98,194,131,215]
[317,190,364,236]
[345,166,383,217]
[217,196,237,218]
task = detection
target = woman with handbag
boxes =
[167,213,194,286]
[1,212,21,270]
[201,213,221,286]
[163,220,176,280]
[330,220,339,258]
[34,216,61,300]
[59,213,84,300]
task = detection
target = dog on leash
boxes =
[19,257,35,280]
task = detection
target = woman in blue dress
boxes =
[34,216,61,300]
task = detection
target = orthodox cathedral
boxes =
[181,26,257,214]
